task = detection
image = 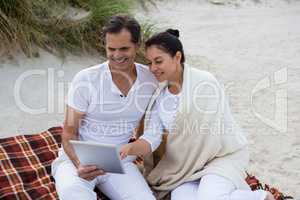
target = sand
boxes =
[136,0,300,197]
[1,0,299,198]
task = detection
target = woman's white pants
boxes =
[171,174,267,200]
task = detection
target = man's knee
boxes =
[55,177,96,200]
[56,181,78,199]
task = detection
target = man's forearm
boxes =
[62,127,80,168]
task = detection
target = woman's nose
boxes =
[150,64,157,72]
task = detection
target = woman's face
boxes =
[145,45,181,82]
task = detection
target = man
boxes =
[51,15,157,200]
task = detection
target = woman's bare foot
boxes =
[265,192,275,200]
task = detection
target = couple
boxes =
[52,15,274,200]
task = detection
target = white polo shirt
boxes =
[67,61,158,145]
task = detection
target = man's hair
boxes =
[102,15,141,44]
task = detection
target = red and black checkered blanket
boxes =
[0,127,62,200]
[0,127,293,200]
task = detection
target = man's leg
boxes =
[53,159,98,200]
[197,174,267,200]
[96,162,155,200]
[171,181,198,200]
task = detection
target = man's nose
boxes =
[114,50,123,58]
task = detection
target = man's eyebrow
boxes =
[107,46,130,50]
[120,47,130,50]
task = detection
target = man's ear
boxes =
[135,43,140,50]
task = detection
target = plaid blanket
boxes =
[0,127,292,200]
[0,127,62,200]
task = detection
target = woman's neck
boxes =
[168,65,183,95]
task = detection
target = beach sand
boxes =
[0,0,299,198]
[136,0,300,197]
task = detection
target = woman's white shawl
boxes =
[143,66,250,199]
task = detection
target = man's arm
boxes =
[62,105,84,168]
[62,106,105,181]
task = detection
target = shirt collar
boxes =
[105,62,140,96]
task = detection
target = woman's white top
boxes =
[140,86,181,152]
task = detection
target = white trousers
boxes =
[52,153,155,200]
[171,174,267,200]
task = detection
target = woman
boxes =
[120,29,275,200]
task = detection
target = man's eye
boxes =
[120,47,129,51]
[155,60,162,64]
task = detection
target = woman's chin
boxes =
[157,77,166,83]
[153,74,164,82]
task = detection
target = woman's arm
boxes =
[120,102,163,159]
[120,138,151,159]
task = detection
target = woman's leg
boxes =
[96,162,155,200]
[197,174,268,200]
[171,181,198,200]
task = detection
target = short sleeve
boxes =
[66,71,91,113]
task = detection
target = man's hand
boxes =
[77,164,105,181]
[119,143,133,160]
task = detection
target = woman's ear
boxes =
[175,51,182,64]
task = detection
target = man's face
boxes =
[105,28,138,71]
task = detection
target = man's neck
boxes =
[109,63,137,80]
[108,63,137,96]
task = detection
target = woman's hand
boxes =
[119,143,133,160]
[120,139,152,160]
[77,164,105,181]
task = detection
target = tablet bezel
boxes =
[70,140,125,174]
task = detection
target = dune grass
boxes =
[0,0,154,59]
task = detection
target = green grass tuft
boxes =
[0,0,154,59]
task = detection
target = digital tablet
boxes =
[70,140,125,174]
